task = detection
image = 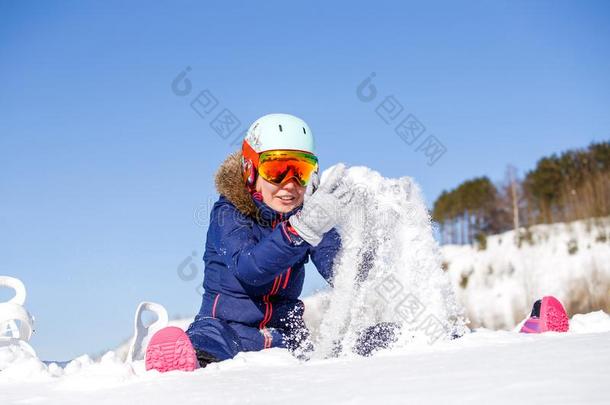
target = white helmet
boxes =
[243,113,315,154]
[242,113,316,190]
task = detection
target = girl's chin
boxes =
[272,204,296,213]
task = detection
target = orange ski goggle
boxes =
[257,150,318,187]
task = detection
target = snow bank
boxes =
[2,312,610,404]
[442,217,610,329]
[569,310,610,333]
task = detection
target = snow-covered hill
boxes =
[442,217,610,329]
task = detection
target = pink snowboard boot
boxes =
[520,296,569,333]
[145,326,198,372]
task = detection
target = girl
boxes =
[145,113,353,372]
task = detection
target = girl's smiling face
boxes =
[256,176,305,213]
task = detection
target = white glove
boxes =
[289,164,352,246]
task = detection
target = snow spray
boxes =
[310,166,467,358]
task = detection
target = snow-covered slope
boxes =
[2,312,610,404]
[442,217,610,329]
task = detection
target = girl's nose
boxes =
[281,177,299,189]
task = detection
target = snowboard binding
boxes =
[127,301,198,373]
[126,301,169,363]
[0,276,36,358]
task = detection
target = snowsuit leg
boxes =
[186,317,243,361]
[186,316,299,362]
[187,316,398,362]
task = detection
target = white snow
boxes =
[1,312,609,404]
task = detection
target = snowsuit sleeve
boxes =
[209,200,310,287]
[309,228,341,286]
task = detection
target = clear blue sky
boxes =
[1,1,609,360]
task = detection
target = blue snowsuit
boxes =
[186,153,341,361]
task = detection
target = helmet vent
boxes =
[303,127,307,134]
[278,124,283,132]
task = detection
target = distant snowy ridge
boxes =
[442,217,610,329]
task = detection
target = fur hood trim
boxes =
[215,151,258,217]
